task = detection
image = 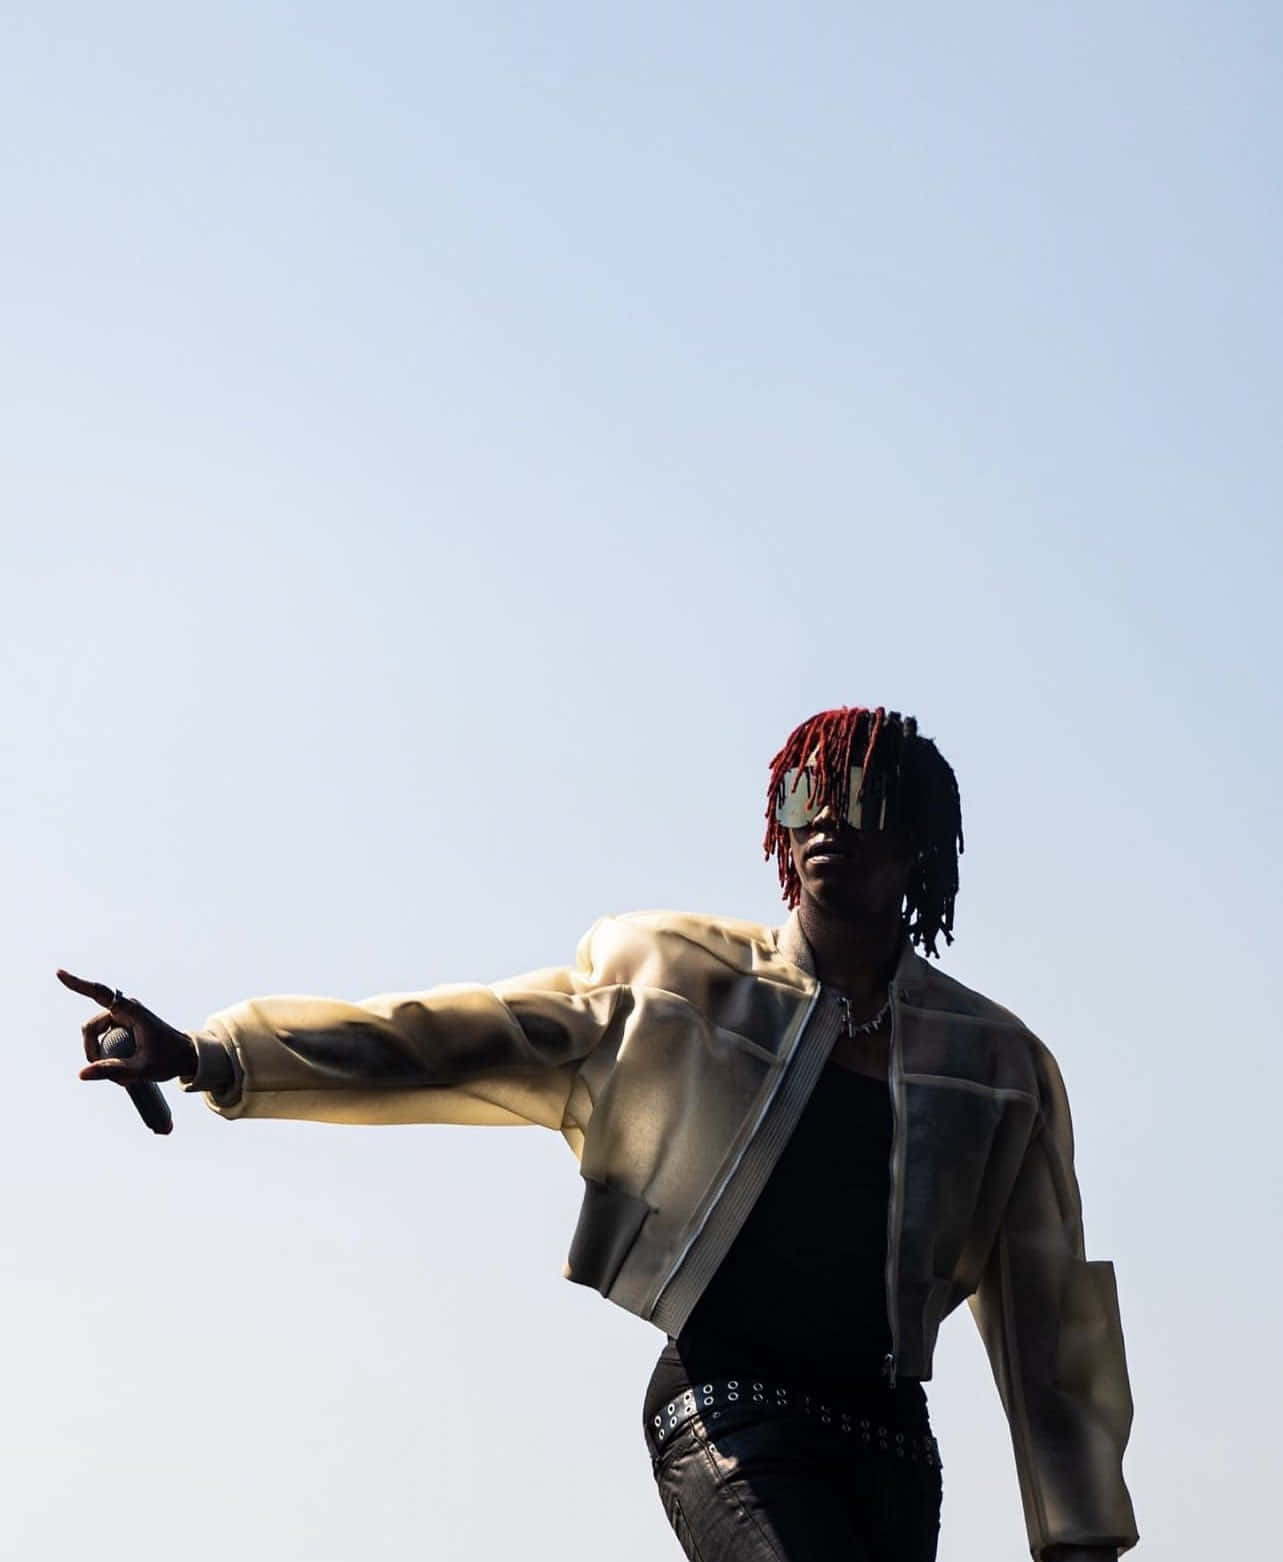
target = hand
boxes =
[57,970,198,1084]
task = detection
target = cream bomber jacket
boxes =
[185,909,1138,1561]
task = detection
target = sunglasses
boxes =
[774,765,889,830]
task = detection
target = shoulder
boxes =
[579,909,788,977]
[907,954,1068,1105]
[908,956,1033,1032]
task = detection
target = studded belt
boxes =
[646,1378,942,1468]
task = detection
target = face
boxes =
[788,806,917,920]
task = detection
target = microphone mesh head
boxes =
[100,1026,137,1059]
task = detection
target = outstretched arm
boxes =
[62,919,628,1137]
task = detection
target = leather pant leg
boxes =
[649,1411,943,1562]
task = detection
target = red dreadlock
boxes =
[762,706,964,957]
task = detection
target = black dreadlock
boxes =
[762,706,964,959]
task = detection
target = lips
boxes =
[805,838,853,862]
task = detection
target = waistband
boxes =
[644,1376,941,1467]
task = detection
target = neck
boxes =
[796,897,906,1001]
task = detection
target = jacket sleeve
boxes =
[183,918,627,1139]
[967,1036,1139,1561]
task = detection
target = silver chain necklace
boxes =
[837,992,891,1038]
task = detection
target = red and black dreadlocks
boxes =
[762,706,964,958]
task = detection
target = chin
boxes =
[805,880,867,915]
[802,874,887,918]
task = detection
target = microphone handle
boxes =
[100,1026,174,1136]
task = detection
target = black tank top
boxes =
[644,1060,928,1428]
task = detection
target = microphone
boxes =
[99,1026,174,1135]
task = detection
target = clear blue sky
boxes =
[5,4,1279,1558]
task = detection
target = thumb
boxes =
[79,1058,145,1084]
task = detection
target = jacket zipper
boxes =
[645,985,821,1318]
[882,982,905,1391]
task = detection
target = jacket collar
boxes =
[776,909,924,1003]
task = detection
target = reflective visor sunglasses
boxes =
[774,764,889,830]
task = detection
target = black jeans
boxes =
[649,1408,943,1562]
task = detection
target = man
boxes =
[62,706,1138,1561]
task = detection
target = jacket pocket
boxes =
[1053,1258,1135,1448]
[564,1176,653,1294]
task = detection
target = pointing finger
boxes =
[57,970,120,1006]
[58,970,146,1021]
